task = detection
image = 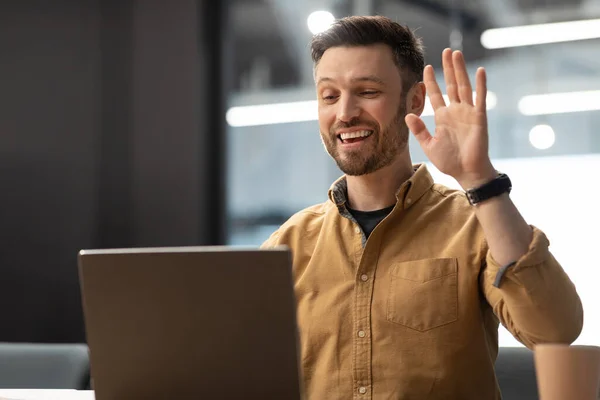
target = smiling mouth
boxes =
[337,130,373,144]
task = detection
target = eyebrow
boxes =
[317,75,385,86]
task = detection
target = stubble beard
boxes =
[320,105,409,176]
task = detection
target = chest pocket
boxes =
[386,258,458,332]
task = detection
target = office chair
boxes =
[495,346,539,400]
[0,342,90,389]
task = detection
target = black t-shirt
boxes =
[347,204,395,239]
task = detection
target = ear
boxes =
[405,82,426,116]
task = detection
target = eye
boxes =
[360,90,380,97]
[321,94,338,103]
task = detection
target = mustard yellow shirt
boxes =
[262,164,583,400]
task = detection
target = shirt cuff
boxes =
[486,225,551,288]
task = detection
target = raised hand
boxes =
[405,48,497,189]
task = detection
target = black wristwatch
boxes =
[465,173,512,205]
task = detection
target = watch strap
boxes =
[465,173,512,205]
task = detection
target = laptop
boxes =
[77,246,302,400]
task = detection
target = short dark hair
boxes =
[311,16,425,91]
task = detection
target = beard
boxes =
[320,103,409,176]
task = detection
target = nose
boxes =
[336,95,360,123]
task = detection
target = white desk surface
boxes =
[0,390,94,400]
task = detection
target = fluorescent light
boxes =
[307,11,335,34]
[529,124,555,150]
[481,18,600,49]
[518,90,600,115]
[226,92,496,127]
[226,101,318,127]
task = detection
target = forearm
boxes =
[471,192,533,266]
[463,170,584,344]
[458,166,533,266]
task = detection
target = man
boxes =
[262,15,583,399]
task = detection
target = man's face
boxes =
[316,44,409,176]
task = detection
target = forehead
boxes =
[315,44,401,86]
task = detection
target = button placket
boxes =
[353,256,376,399]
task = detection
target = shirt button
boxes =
[358,386,367,394]
[406,198,412,205]
[358,330,366,338]
[355,227,361,234]
[360,274,369,282]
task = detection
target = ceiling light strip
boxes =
[481,18,600,49]
[518,90,600,115]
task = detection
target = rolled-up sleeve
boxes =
[481,225,584,348]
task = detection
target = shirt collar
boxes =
[327,163,435,209]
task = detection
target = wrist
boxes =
[464,172,512,206]
[457,166,498,190]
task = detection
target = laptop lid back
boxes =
[78,246,301,400]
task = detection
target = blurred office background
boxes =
[1,0,598,347]
[225,0,600,347]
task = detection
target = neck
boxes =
[346,149,414,211]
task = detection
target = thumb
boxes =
[405,113,432,147]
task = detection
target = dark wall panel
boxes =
[130,0,201,247]
[0,0,101,342]
[0,0,226,343]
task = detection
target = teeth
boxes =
[340,130,372,140]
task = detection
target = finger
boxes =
[405,113,433,148]
[475,67,487,112]
[442,48,460,103]
[452,50,473,106]
[423,65,446,110]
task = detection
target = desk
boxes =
[0,390,94,400]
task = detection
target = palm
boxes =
[430,103,487,177]
[406,49,494,187]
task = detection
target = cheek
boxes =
[318,106,336,132]
[368,102,400,128]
